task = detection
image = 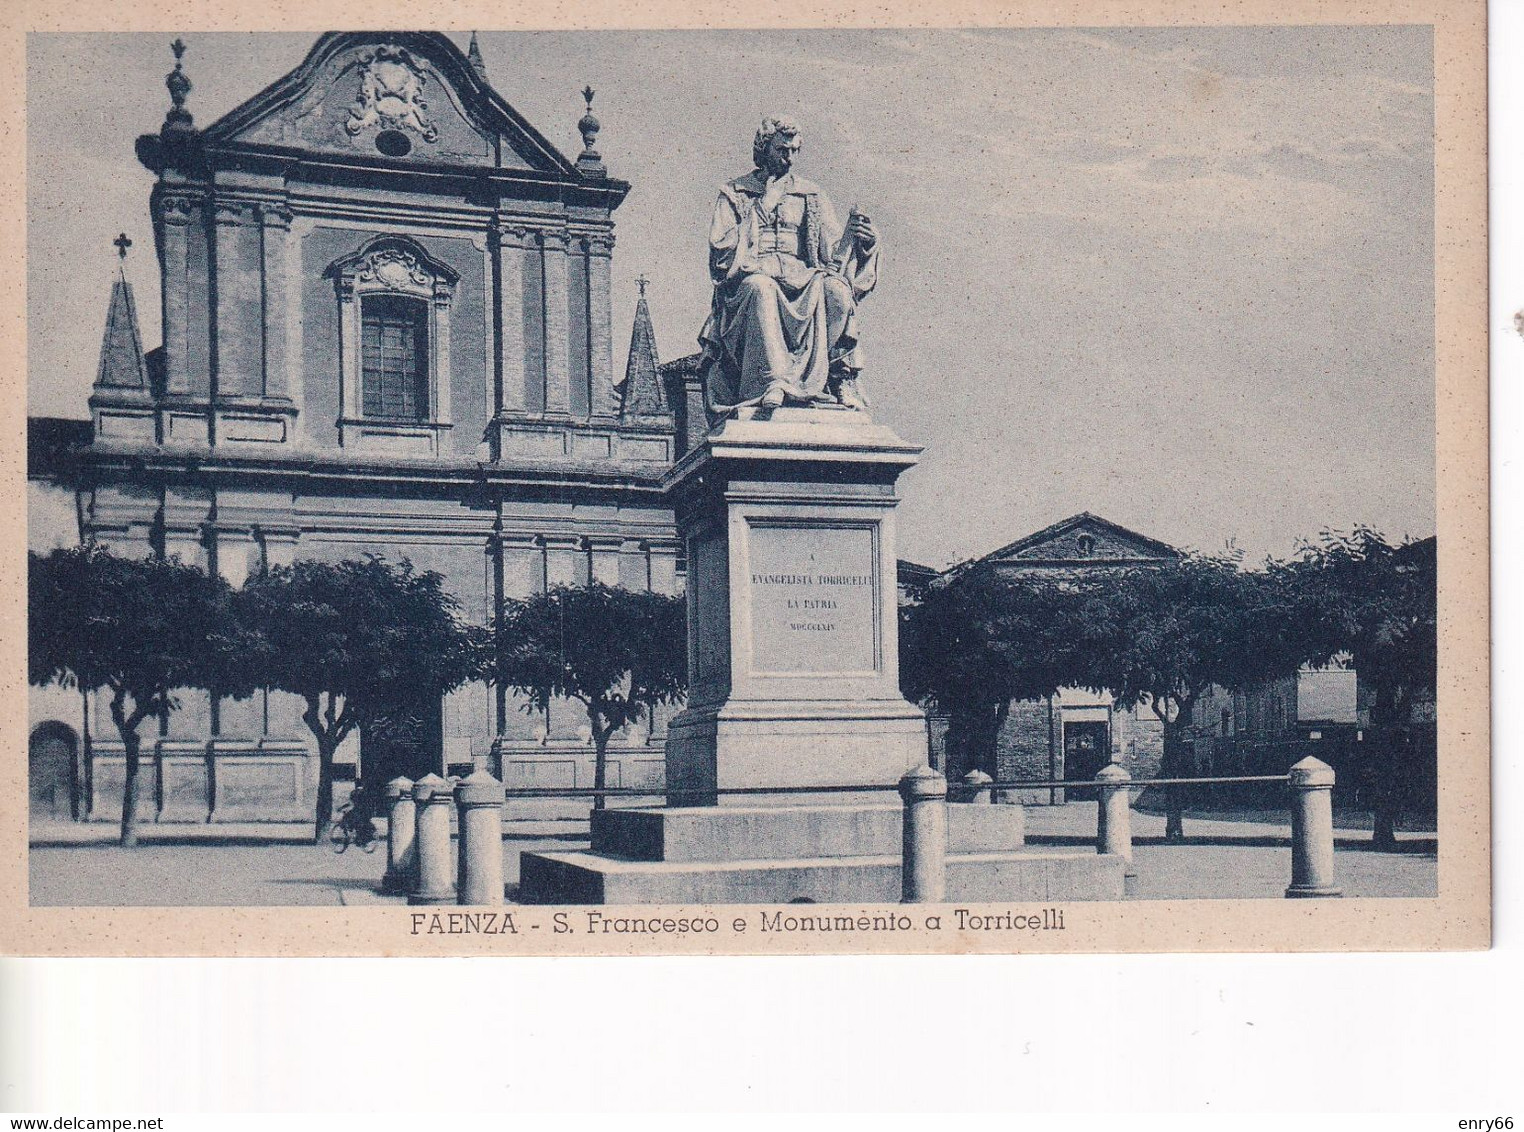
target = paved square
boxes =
[29,803,1436,906]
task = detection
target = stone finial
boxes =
[163,37,194,134]
[576,85,606,178]
[578,86,600,151]
[136,37,202,175]
[467,32,487,80]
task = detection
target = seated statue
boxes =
[698,116,880,416]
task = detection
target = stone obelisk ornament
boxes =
[698,116,879,417]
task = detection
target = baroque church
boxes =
[28,32,695,824]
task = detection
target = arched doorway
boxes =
[29,722,79,821]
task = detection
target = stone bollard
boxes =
[1094,763,1136,878]
[959,769,994,804]
[1286,756,1342,898]
[455,768,506,906]
[381,776,417,895]
[899,765,948,903]
[408,773,457,906]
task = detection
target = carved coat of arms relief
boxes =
[345,45,439,142]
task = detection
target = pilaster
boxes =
[587,233,618,422]
[157,190,198,397]
[494,222,531,420]
[258,202,293,402]
[540,230,572,419]
[212,199,260,401]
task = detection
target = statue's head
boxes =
[753,116,802,178]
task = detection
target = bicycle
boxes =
[329,788,380,854]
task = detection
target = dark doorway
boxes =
[359,696,443,814]
[29,722,78,821]
[1062,720,1110,801]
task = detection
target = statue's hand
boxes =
[850,212,878,253]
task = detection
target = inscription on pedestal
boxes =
[748,524,877,674]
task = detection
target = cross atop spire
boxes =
[113,233,133,260]
[635,274,649,297]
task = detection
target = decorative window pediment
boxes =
[327,236,458,456]
[328,235,459,303]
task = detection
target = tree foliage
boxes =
[1083,555,1299,724]
[236,556,486,838]
[1273,529,1436,697]
[900,570,1096,777]
[1272,529,1437,844]
[28,546,247,846]
[492,583,687,809]
[903,553,1309,836]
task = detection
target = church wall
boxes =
[994,697,1059,805]
[296,223,490,456]
[47,33,676,826]
[28,480,78,553]
[54,474,683,822]
[211,204,265,400]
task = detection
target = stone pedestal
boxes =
[517,405,1124,905]
[663,406,927,803]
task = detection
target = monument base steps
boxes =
[516,801,1124,904]
[517,846,1123,905]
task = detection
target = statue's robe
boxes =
[699,170,879,413]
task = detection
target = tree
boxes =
[491,583,686,810]
[1081,555,1298,841]
[900,571,1093,778]
[1273,530,1437,848]
[28,546,247,847]
[236,556,485,840]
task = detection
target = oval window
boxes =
[375,130,413,158]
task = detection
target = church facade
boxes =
[28,32,684,824]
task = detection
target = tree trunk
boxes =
[314,736,338,844]
[1161,718,1186,843]
[302,695,348,844]
[1371,726,1401,851]
[119,728,142,848]
[1369,686,1402,851]
[591,718,610,812]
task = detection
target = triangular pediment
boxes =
[201,32,578,176]
[978,513,1180,566]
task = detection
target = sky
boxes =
[26,28,1435,569]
